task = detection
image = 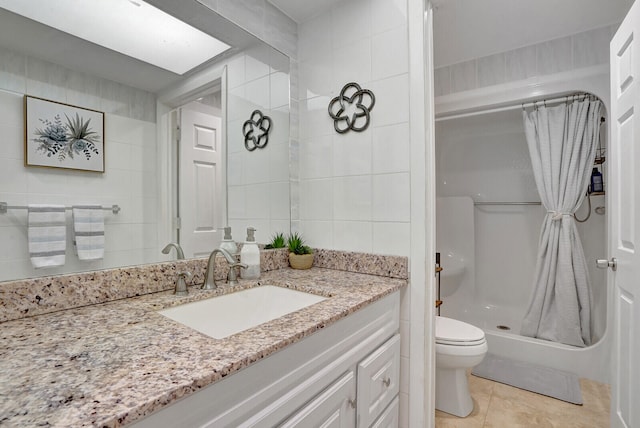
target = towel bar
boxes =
[0,202,120,214]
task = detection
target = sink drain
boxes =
[497,325,511,331]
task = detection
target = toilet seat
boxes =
[436,316,486,346]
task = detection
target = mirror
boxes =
[0,0,291,282]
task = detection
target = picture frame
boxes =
[24,95,105,172]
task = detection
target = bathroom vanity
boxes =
[0,263,405,427]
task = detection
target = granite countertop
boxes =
[0,267,406,427]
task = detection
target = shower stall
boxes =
[435,88,611,383]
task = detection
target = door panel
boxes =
[610,3,640,426]
[179,104,223,258]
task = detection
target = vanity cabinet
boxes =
[132,292,400,428]
[357,335,401,428]
[280,370,356,427]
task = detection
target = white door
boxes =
[610,4,640,427]
[179,103,223,258]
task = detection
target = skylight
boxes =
[0,0,230,75]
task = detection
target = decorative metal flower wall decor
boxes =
[328,82,375,134]
[242,110,272,151]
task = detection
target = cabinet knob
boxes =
[348,398,356,409]
[382,377,391,387]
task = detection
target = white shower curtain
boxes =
[520,98,602,347]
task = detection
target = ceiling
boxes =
[269,0,633,69]
[432,0,633,68]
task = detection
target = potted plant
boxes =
[287,232,314,269]
[264,232,286,249]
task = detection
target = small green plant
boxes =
[287,232,313,255]
[265,232,286,249]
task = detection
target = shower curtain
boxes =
[520,98,602,347]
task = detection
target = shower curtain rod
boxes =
[435,93,600,122]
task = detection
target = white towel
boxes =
[28,204,66,268]
[72,205,105,261]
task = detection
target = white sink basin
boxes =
[159,285,327,339]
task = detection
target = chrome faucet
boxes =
[161,243,191,296]
[203,248,247,290]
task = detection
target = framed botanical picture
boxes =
[24,95,105,172]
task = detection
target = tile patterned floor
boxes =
[435,372,611,427]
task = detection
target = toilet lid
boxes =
[436,316,485,345]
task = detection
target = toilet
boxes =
[435,316,488,417]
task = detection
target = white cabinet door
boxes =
[610,3,640,427]
[356,334,400,428]
[280,371,356,428]
[370,397,399,428]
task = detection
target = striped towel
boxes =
[27,204,67,268]
[72,206,105,261]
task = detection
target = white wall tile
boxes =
[269,141,290,182]
[333,38,372,88]
[505,45,537,82]
[477,52,506,88]
[245,75,270,111]
[0,48,26,94]
[536,35,572,75]
[300,135,333,179]
[300,220,334,249]
[245,49,271,82]
[372,26,408,81]
[270,71,290,109]
[372,221,410,256]
[368,74,409,127]
[300,178,333,221]
[300,96,333,140]
[0,124,23,160]
[372,122,410,174]
[0,91,24,126]
[332,131,372,177]
[433,66,451,97]
[298,11,332,62]
[26,57,68,102]
[333,175,372,221]
[270,181,290,220]
[299,53,334,100]
[333,221,373,253]
[373,173,410,222]
[245,182,270,216]
[243,147,270,184]
[450,59,477,93]
[228,185,247,219]
[331,0,372,46]
[226,55,246,90]
[573,26,611,69]
[371,0,407,34]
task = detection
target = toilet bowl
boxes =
[435,316,488,417]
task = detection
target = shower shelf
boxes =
[590,192,605,196]
[594,157,605,165]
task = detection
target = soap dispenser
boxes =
[240,227,260,279]
[219,226,238,255]
[590,167,603,193]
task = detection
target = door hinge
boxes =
[173,217,181,230]
[175,125,181,144]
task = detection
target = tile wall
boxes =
[0,46,158,282]
[226,48,292,243]
[297,0,411,258]
[296,1,412,426]
[434,24,618,96]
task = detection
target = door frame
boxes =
[156,66,228,254]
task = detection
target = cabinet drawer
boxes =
[370,396,399,428]
[280,370,356,428]
[357,334,400,428]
